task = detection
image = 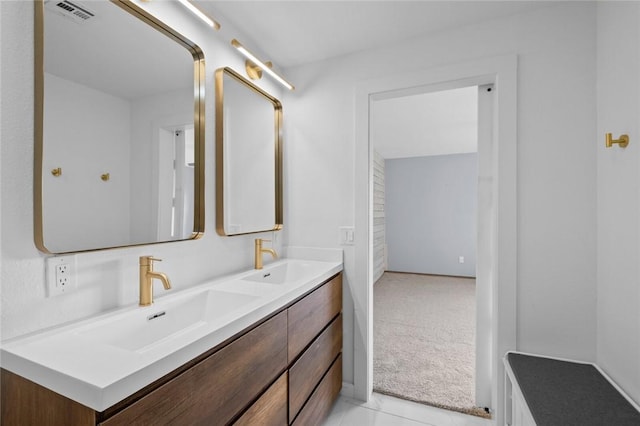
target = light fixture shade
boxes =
[231,39,295,91]
[177,0,220,29]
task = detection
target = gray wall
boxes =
[386,153,477,277]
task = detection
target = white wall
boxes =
[596,2,640,404]
[0,1,284,340]
[385,154,477,277]
[42,73,131,252]
[284,2,598,387]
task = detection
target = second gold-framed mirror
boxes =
[215,67,283,236]
[34,0,205,253]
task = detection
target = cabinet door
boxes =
[1,369,96,426]
[289,314,342,420]
[100,311,287,426]
[234,373,287,426]
[291,354,342,426]
[288,273,342,362]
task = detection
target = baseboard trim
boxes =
[384,270,476,279]
[340,382,355,398]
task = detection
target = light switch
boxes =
[339,226,355,245]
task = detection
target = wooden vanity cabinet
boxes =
[234,372,288,426]
[289,313,342,420]
[1,370,96,426]
[0,272,343,426]
[288,273,342,362]
[100,311,288,426]
[292,355,343,426]
[287,272,343,424]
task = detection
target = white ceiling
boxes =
[371,86,478,159]
[197,1,553,160]
[198,1,502,159]
[44,1,193,100]
[198,1,553,69]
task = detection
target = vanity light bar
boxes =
[231,39,295,91]
[177,0,220,30]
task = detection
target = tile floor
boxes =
[322,393,493,426]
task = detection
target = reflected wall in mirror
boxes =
[215,67,283,236]
[35,0,205,253]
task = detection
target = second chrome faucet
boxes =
[139,256,171,306]
[255,239,277,269]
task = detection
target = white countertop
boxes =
[0,251,342,411]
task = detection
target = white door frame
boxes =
[476,82,494,408]
[353,55,517,425]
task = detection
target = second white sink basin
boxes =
[76,290,258,353]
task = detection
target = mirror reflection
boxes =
[215,67,283,236]
[36,0,204,253]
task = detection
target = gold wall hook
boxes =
[605,133,629,148]
[51,167,62,177]
[101,173,110,181]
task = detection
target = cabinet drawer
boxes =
[234,373,287,426]
[288,273,342,362]
[100,311,287,426]
[289,314,342,420]
[1,369,96,426]
[291,354,342,426]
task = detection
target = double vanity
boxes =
[1,255,343,425]
[4,1,346,424]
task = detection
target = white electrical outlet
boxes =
[47,256,77,297]
[459,256,465,264]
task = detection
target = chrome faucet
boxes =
[139,256,172,306]
[255,239,277,270]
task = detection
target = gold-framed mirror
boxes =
[215,67,283,236]
[35,0,205,254]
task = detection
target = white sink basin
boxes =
[76,290,258,353]
[242,261,321,285]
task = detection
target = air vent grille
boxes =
[45,0,95,24]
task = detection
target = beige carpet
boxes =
[373,272,490,419]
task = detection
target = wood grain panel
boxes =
[1,368,96,426]
[100,311,287,426]
[288,273,342,362]
[291,354,342,426]
[234,373,287,426]
[289,314,342,420]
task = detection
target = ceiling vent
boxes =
[45,0,95,24]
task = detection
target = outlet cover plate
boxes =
[46,255,77,297]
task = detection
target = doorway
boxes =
[145,108,196,244]
[352,56,518,426]
[156,123,195,241]
[370,85,484,415]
